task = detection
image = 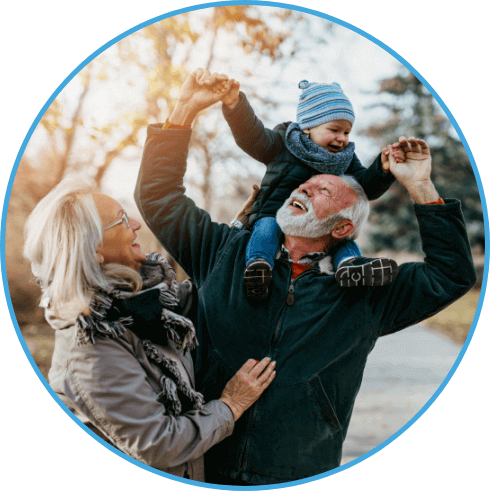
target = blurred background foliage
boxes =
[5,6,484,367]
[361,71,483,253]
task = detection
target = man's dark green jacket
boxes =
[222,92,396,228]
[135,125,476,485]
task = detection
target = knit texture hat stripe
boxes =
[302,107,354,123]
[298,95,353,111]
[300,111,355,128]
[297,80,355,129]
[298,103,354,118]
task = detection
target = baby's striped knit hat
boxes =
[296,80,355,130]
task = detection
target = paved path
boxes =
[341,325,462,464]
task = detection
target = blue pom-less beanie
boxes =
[297,80,355,130]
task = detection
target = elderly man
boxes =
[135,70,476,485]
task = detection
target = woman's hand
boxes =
[219,357,276,421]
[233,185,260,228]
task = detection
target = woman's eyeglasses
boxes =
[103,212,131,231]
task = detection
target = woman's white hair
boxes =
[23,179,141,317]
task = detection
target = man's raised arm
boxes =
[372,137,477,335]
[134,69,239,285]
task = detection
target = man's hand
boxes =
[389,136,431,183]
[233,184,260,227]
[168,68,230,125]
[206,76,240,109]
[388,136,440,204]
[178,68,229,107]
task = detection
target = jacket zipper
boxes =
[286,279,295,306]
[239,267,317,474]
[271,268,315,346]
[238,269,293,473]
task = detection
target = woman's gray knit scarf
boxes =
[285,122,355,175]
[75,252,203,416]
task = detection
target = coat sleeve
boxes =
[222,91,284,164]
[63,334,234,470]
[347,152,396,201]
[134,125,237,286]
[369,199,477,336]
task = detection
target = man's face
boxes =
[302,120,352,153]
[291,175,358,220]
[276,175,358,239]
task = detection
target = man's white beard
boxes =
[276,191,338,238]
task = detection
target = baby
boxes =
[213,76,398,303]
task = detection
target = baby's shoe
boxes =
[244,258,273,303]
[335,257,398,287]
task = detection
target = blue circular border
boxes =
[1,1,487,488]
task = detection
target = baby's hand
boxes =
[220,79,240,109]
[381,148,391,173]
[391,137,409,163]
[381,137,407,172]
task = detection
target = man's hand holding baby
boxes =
[169,68,234,125]
[387,136,440,204]
[194,69,240,109]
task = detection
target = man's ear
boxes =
[302,128,311,135]
[331,219,355,240]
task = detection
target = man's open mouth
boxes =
[290,198,308,212]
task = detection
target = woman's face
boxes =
[92,193,146,271]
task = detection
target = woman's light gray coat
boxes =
[48,310,234,481]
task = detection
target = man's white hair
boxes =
[331,175,370,241]
[23,179,141,317]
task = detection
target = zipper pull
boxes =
[286,282,295,305]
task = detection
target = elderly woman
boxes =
[23,179,275,481]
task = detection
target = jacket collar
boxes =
[277,244,334,275]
